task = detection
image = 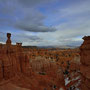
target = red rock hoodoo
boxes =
[80,36,90,90]
[0,33,84,90]
[0,33,66,90]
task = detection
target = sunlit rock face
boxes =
[30,56,56,72]
[80,36,90,90]
[0,33,83,90]
[30,56,66,89]
[0,33,67,90]
[0,33,23,80]
[0,60,3,81]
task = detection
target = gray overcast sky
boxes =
[0,0,90,46]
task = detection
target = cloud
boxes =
[57,1,90,18]
[18,0,57,7]
[12,33,42,41]
[35,0,90,46]
[0,0,57,32]
[14,8,56,32]
[10,32,43,46]
[16,24,56,32]
[0,32,6,43]
[0,0,90,46]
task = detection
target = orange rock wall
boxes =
[80,36,90,90]
[0,33,66,90]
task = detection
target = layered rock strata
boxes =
[0,33,66,90]
[80,36,90,90]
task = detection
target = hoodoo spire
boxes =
[6,33,11,45]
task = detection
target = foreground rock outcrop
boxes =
[80,36,90,90]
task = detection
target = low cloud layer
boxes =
[16,24,56,32]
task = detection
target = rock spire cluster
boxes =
[0,33,66,90]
